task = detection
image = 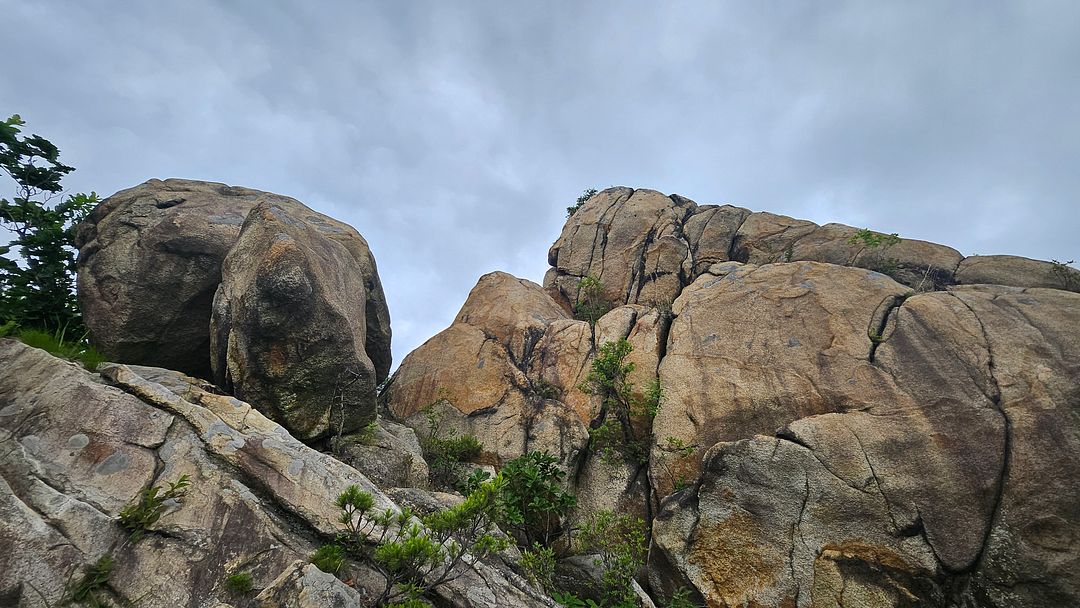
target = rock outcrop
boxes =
[0,339,550,608]
[210,202,378,442]
[75,178,392,382]
[389,186,1080,608]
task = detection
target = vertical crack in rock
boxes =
[789,473,811,606]
[949,293,1011,573]
[725,211,753,263]
[867,293,908,363]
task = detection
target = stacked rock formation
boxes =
[387,187,1080,607]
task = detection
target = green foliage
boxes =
[579,339,659,466]
[1050,259,1079,291]
[311,544,345,575]
[117,474,191,541]
[573,275,612,325]
[566,188,599,218]
[530,377,562,400]
[662,587,704,608]
[551,590,603,608]
[868,330,884,344]
[520,543,556,590]
[331,481,510,606]
[1,114,98,333]
[494,451,576,547]
[223,571,254,595]
[421,406,484,488]
[579,510,647,607]
[357,420,381,445]
[13,326,103,369]
[64,554,114,607]
[847,228,901,250]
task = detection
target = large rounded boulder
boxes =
[210,202,379,442]
[75,179,391,381]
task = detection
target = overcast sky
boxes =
[3,1,1077,368]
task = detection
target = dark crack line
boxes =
[789,473,810,606]
[948,292,1012,575]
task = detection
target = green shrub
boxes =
[223,571,254,595]
[579,339,659,466]
[1050,259,1079,291]
[566,188,599,218]
[118,474,190,541]
[311,544,345,575]
[848,228,901,250]
[579,510,647,607]
[520,543,556,590]
[331,481,509,606]
[420,406,484,488]
[551,590,603,608]
[495,451,576,547]
[573,275,612,325]
[64,554,114,607]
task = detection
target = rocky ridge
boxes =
[2,182,1078,608]
[388,187,1080,607]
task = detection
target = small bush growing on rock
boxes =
[1050,259,1079,291]
[578,510,647,607]
[520,543,556,590]
[574,275,612,325]
[64,554,114,607]
[311,544,346,575]
[566,188,599,218]
[118,474,190,542]
[580,339,659,466]
[848,228,901,250]
[223,571,254,595]
[495,451,577,547]
[421,406,484,488]
[328,481,510,606]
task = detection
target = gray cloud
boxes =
[3,0,1077,366]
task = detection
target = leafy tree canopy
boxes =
[0,114,97,332]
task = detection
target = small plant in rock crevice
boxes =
[578,510,648,607]
[223,571,254,596]
[117,474,191,542]
[420,405,483,489]
[579,339,662,467]
[574,275,612,326]
[64,554,114,607]
[848,228,903,281]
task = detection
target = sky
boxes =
[2,1,1078,368]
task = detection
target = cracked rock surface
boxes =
[0,339,551,608]
[390,187,1080,607]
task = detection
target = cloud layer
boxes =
[3,1,1077,366]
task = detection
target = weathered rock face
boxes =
[0,339,551,608]
[211,201,378,442]
[391,186,1080,608]
[650,284,1080,607]
[386,271,590,468]
[544,187,1041,311]
[76,178,392,381]
[955,254,1080,292]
